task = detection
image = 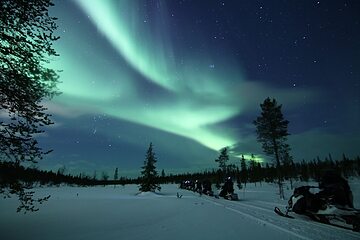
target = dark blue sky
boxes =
[40,0,360,177]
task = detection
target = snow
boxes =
[0,181,359,240]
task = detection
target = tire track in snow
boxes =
[229,200,275,214]
[252,199,287,208]
[200,196,314,240]
[200,195,359,240]
[217,196,360,239]
[229,200,360,239]
[187,190,359,239]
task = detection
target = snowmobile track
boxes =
[200,196,314,240]
[227,199,359,234]
[229,198,360,238]
[199,194,360,239]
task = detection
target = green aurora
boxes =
[39,0,360,175]
[52,0,246,153]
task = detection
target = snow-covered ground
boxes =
[0,180,359,240]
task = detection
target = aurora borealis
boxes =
[41,0,360,176]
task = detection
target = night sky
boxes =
[41,0,360,177]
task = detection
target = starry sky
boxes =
[40,0,360,177]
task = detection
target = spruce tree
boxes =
[256,162,263,186]
[253,98,290,199]
[113,167,119,187]
[114,168,119,181]
[101,172,109,184]
[279,143,294,188]
[139,143,161,192]
[249,154,257,185]
[240,155,248,187]
[215,147,229,174]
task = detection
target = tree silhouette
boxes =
[240,155,248,187]
[114,168,119,181]
[215,147,229,175]
[113,167,119,187]
[139,143,161,192]
[249,154,258,185]
[253,98,290,199]
[101,172,109,181]
[279,143,295,189]
[0,0,60,212]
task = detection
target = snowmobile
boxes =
[195,180,203,194]
[202,179,214,196]
[219,177,239,201]
[275,182,360,232]
[222,192,239,201]
[181,180,195,191]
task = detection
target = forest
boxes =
[1,154,359,189]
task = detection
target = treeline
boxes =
[0,161,135,187]
[1,155,359,188]
[156,154,360,187]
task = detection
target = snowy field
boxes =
[0,180,359,240]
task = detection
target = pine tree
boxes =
[249,154,258,185]
[240,155,248,187]
[113,167,119,187]
[139,143,161,192]
[101,172,109,181]
[0,0,60,164]
[0,0,60,212]
[300,160,310,181]
[256,162,263,186]
[253,98,290,199]
[279,143,294,188]
[114,168,119,181]
[215,147,229,174]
